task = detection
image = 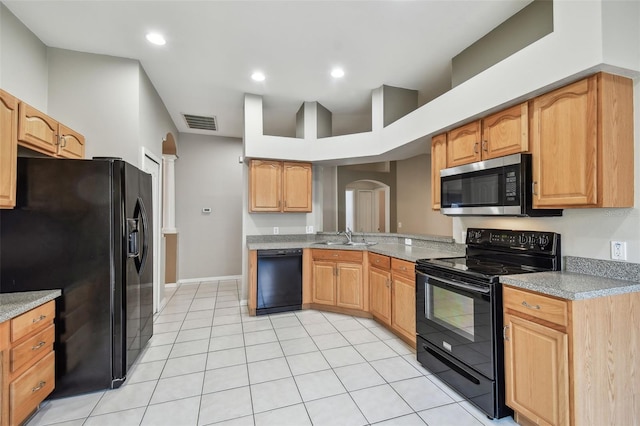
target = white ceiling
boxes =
[4,0,531,140]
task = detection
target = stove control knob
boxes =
[538,235,550,248]
[518,234,528,245]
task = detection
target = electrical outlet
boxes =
[273,227,279,235]
[461,231,467,243]
[405,238,412,246]
[306,225,314,234]
[611,241,627,261]
[398,222,402,229]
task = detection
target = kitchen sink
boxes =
[314,241,378,247]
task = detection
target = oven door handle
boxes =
[416,271,491,294]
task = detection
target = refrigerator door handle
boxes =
[135,197,149,274]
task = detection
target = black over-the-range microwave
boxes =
[439,153,563,217]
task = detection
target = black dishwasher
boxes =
[256,248,303,315]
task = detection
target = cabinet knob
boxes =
[503,325,510,341]
[482,140,488,152]
[32,381,47,393]
[32,314,47,323]
[532,181,538,196]
[473,142,479,154]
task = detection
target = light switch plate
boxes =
[405,238,412,246]
[273,227,279,235]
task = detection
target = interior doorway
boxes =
[141,148,163,313]
[345,180,390,233]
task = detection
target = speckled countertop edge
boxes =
[501,271,640,301]
[246,235,464,262]
[0,290,61,323]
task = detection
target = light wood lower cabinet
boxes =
[503,285,640,426]
[310,250,364,312]
[390,258,416,346]
[1,300,56,426]
[369,257,392,326]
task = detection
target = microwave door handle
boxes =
[416,271,490,294]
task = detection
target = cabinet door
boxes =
[446,121,481,167]
[531,76,598,207]
[283,162,312,212]
[249,160,282,212]
[17,102,59,156]
[336,262,363,310]
[58,123,85,159]
[504,312,570,426]
[391,273,416,344]
[430,133,447,210]
[482,103,528,160]
[0,90,18,209]
[312,261,336,306]
[369,267,391,325]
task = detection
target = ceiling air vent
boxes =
[182,113,218,131]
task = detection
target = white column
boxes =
[162,154,177,233]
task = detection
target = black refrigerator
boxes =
[0,157,153,399]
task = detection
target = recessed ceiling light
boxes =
[331,67,345,78]
[251,71,266,82]
[145,32,166,46]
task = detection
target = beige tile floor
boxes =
[27,280,519,426]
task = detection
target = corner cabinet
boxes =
[18,102,85,159]
[311,249,365,312]
[430,133,447,210]
[503,285,640,426]
[0,90,18,209]
[249,159,312,213]
[531,73,633,208]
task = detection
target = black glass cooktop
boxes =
[417,256,547,281]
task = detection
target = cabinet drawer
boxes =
[368,253,390,270]
[504,286,568,327]
[11,301,55,342]
[391,258,414,279]
[10,350,55,426]
[312,249,363,263]
[11,324,55,373]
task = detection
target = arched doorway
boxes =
[345,180,390,233]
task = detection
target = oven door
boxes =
[416,270,494,379]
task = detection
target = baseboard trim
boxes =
[178,275,242,285]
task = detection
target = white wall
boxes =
[396,154,452,237]
[175,134,243,280]
[47,48,140,165]
[0,3,48,110]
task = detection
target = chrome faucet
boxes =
[339,227,353,243]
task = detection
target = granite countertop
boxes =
[246,239,463,262]
[501,271,640,301]
[0,290,61,323]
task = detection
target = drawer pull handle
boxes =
[401,266,406,271]
[332,254,338,257]
[32,315,47,323]
[522,300,541,310]
[503,325,510,341]
[32,341,47,350]
[32,381,47,393]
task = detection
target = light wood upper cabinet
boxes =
[446,103,529,168]
[447,121,481,167]
[503,285,640,426]
[57,124,86,160]
[531,73,634,208]
[0,90,18,209]
[18,102,85,159]
[430,133,447,210]
[249,159,312,213]
[282,162,312,212]
[482,103,528,160]
[249,160,282,212]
